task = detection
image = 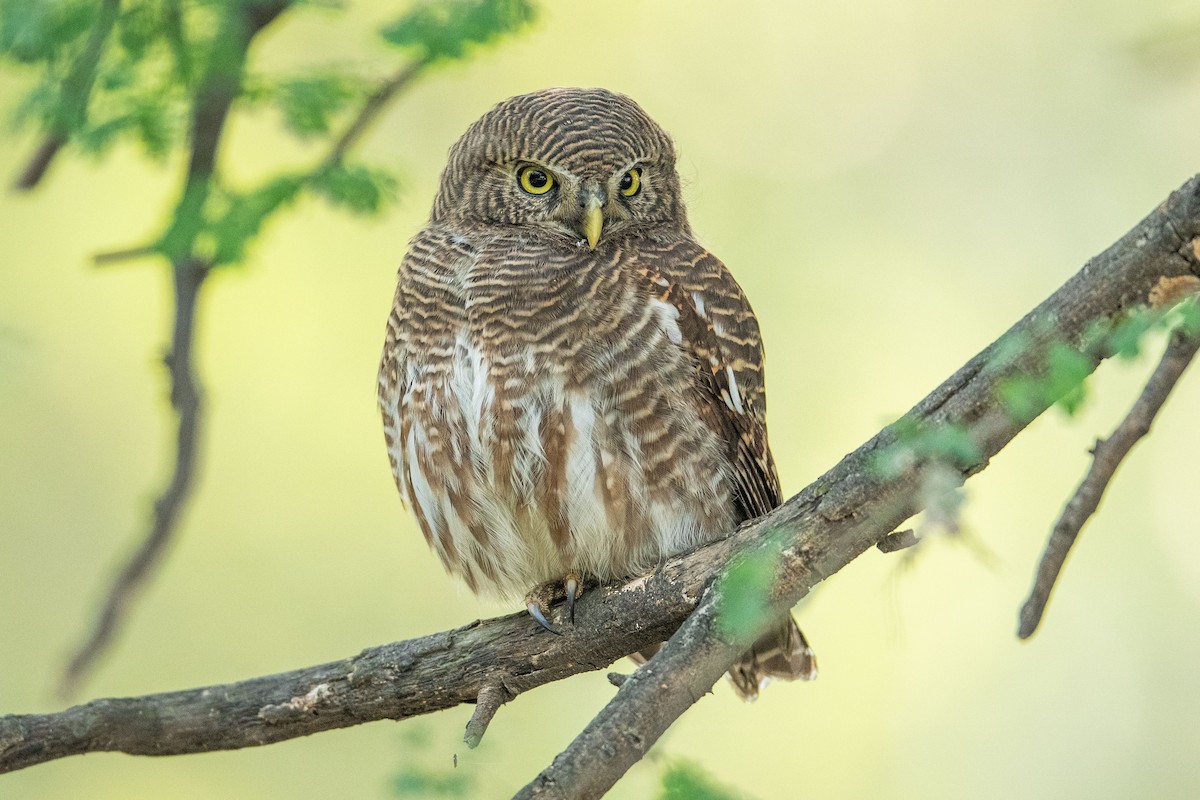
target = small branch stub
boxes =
[464,682,513,749]
[876,529,920,553]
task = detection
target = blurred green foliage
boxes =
[0,0,537,267]
[999,297,1200,422]
[714,535,784,645]
[389,726,475,799]
[874,296,1200,483]
[657,760,751,800]
[383,0,535,62]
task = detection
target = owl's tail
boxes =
[632,614,817,700]
[726,614,818,700]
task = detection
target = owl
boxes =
[378,87,815,698]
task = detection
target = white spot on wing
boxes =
[651,299,683,346]
[725,366,745,414]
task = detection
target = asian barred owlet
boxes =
[378,87,816,698]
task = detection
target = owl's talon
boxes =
[526,601,560,635]
[565,574,581,624]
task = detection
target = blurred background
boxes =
[3,0,1200,797]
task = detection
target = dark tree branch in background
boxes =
[59,257,208,697]
[12,0,122,190]
[59,0,291,697]
[1,0,546,712]
[52,0,445,696]
[3,176,1198,797]
[1018,297,1200,639]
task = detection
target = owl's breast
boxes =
[387,242,736,597]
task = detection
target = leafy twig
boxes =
[13,0,122,190]
[1018,316,1200,639]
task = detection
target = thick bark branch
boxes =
[3,176,1199,791]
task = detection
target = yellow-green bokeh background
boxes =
[4,1,1200,797]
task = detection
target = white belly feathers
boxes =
[391,328,726,599]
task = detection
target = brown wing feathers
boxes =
[639,253,781,524]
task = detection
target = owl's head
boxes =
[431,88,687,248]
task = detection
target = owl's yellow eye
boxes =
[518,166,554,195]
[618,168,641,197]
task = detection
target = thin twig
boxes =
[13,0,122,190]
[93,244,157,266]
[1018,324,1200,639]
[59,0,291,696]
[321,59,427,170]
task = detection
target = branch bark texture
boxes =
[4,176,1200,790]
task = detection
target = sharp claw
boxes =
[526,602,560,635]
[565,576,579,624]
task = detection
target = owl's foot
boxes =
[523,572,584,633]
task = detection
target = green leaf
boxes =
[389,724,474,799]
[1044,342,1093,415]
[920,423,983,466]
[382,0,536,62]
[1177,298,1200,336]
[715,543,778,644]
[0,0,94,64]
[997,374,1041,421]
[310,163,397,215]
[1106,309,1158,360]
[116,2,160,61]
[983,330,1031,374]
[391,768,472,798]
[274,74,360,138]
[132,97,173,158]
[208,175,306,266]
[658,761,749,800]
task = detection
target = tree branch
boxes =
[2,538,732,773]
[61,2,435,696]
[1018,313,1200,639]
[4,175,1199,792]
[59,0,292,697]
[59,256,209,696]
[322,59,427,170]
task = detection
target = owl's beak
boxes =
[582,193,604,250]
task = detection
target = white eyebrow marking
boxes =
[725,366,745,414]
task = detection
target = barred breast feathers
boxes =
[380,232,752,598]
